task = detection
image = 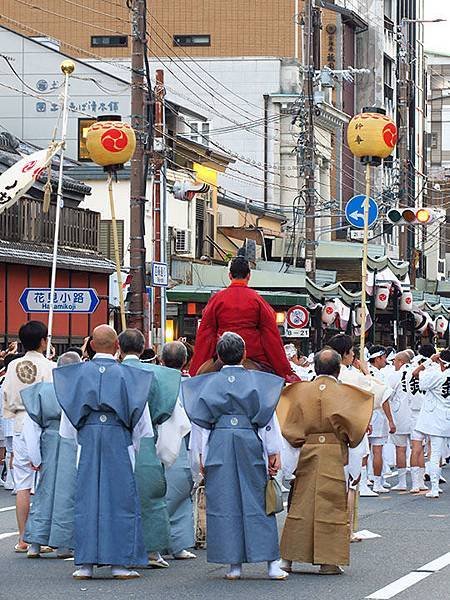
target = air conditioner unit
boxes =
[175,229,191,254]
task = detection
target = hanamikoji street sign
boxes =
[19,288,100,314]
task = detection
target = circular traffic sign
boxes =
[345,194,379,229]
[286,305,309,329]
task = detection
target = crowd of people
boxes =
[0,255,449,581]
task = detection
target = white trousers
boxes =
[429,436,448,485]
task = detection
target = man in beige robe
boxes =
[279,348,373,574]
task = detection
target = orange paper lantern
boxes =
[347,108,397,165]
[85,120,136,168]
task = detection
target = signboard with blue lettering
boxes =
[345,195,378,229]
[19,288,100,314]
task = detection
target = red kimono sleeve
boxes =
[189,296,219,375]
[258,296,295,379]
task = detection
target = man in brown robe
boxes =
[279,348,373,574]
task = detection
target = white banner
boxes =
[0,145,60,215]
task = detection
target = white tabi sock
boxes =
[373,476,389,492]
[225,564,242,579]
[268,560,288,579]
[73,564,93,578]
[392,468,407,490]
[111,566,140,578]
[410,466,421,492]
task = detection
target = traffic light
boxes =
[386,207,441,225]
[172,180,210,201]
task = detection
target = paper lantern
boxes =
[375,285,391,310]
[321,301,336,325]
[435,315,449,337]
[85,120,136,168]
[355,305,363,326]
[347,107,397,166]
[400,291,413,312]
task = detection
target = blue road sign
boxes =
[19,288,100,314]
[345,194,378,229]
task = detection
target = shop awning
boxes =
[167,285,308,307]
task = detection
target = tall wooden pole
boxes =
[359,164,371,363]
[128,0,146,332]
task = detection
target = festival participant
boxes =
[55,325,155,580]
[21,352,80,558]
[279,349,372,575]
[189,256,297,380]
[2,321,55,552]
[0,353,21,491]
[161,341,196,560]
[284,344,315,381]
[184,332,287,580]
[118,329,190,569]
[385,351,413,491]
[412,349,450,498]
[367,346,396,493]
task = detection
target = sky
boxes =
[424,0,450,54]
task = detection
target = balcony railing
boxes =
[0,197,99,251]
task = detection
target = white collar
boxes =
[122,355,140,362]
[93,353,116,360]
[222,364,244,369]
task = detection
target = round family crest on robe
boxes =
[16,361,37,384]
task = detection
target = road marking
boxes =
[0,531,18,540]
[417,552,450,572]
[365,572,432,599]
[366,550,450,599]
[0,505,15,513]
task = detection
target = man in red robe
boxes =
[189,257,297,381]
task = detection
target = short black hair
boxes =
[229,256,250,280]
[141,348,157,362]
[66,346,83,358]
[118,328,145,355]
[440,348,450,364]
[419,343,435,358]
[368,345,386,363]
[162,341,188,370]
[328,334,353,358]
[84,336,95,360]
[216,332,245,365]
[18,321,47,352]
[314,348,341,377]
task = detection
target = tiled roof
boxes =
[0,240,114,273]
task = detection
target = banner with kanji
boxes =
[0,145,61,215]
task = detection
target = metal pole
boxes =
[294,0,299,61]
[128,0,146,331]
[397,18,409,261]
[359,163,371,364]
[304,0,317,279]
[46,61,74,358]
[160,88,167,344]
[107,173,126,331]
[152,69,165,346]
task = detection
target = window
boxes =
[78,118,96,161]
[91,35,128,48]
[186,121,210,146]
[442,107,450,151]
[384,0,393,20]
[173,35,211,47]
[100,220,124,263]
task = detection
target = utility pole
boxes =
[152,69,166,346]
[302,0,318,279]
[128,0,147,333]
[397,18,410,262]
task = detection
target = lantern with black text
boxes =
[347,109,397,166]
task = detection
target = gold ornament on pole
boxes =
[347,107,397,363]
[85,119,136,332]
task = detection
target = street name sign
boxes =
[151,262,169,287]
[19,288,100,313]
[345,194,378,229]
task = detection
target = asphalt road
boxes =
[1,472,450,600]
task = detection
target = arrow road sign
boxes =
[345,194,378,229]
[19,288,100,314]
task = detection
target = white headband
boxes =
[368,350,385,360]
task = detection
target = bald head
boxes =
[314,348,341,378]
[91,325,118,356]
[393,351,411,371]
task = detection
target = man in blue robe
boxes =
[118,329,191,568]
[21,351,80,558]
[183,332,288,580]
[161,341,196,560]
[54,325,155,580]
